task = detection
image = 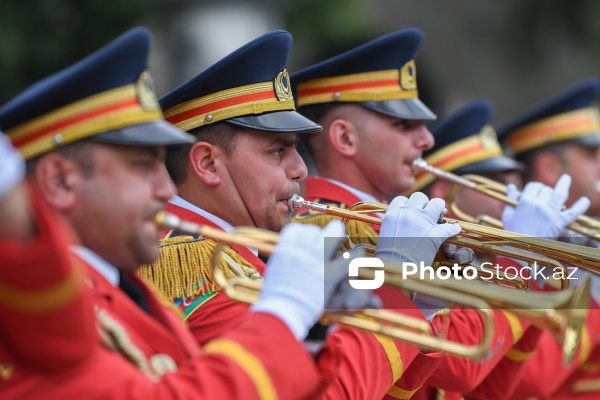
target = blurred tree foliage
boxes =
[510,0,600,63]
[0,0,154,104]
[286,0,375,67]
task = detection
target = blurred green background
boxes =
[2,0,600,127]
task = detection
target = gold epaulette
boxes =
[292,214,379,248]
[138,236,260,302]
[292,212,340,228]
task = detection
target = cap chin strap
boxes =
[226,160,261,231]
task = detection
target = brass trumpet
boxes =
[412,158,600,239]
[207,224,589,365]
[288,195,600,285]
[156,210,491,359]
[155,211,591,364]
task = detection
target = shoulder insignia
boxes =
[176,290,219,320]
[346,220,379,247]
[138,237,261,303]
[293,211,379,251]
[292,212,340,227]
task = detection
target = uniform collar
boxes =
[320,177,383,204]
[70,246,120,287]
[169,195,235,232]
[168,195,258,256]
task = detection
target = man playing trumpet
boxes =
[0,27,373,399]
[290,28,591,399]
[142,29,462,399]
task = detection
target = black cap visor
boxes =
[454,156,524,175]
[227,110,322,133]
[361,98,436,121]
[90,120,195,146]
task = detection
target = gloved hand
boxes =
[376,192,461,266]
[0,133,25,199]
[443,243,475,265]
[502,174,590,239]
[252,220,381,340]
[376,192,461,321]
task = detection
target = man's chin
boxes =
[396,179,416,196]
[268,215,292,233]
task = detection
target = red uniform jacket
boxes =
[0,190,95,374]
[299,177,449,398]
[491,303,600,400]
[302,177,537,399]
[0,195,327,399]
[552,341,600,399]
[164,198,442,399]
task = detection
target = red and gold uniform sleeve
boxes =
[504,305,600,399]
[466,324,544,400]
[185,279,429,398]
[421,307,531,394]
[551,344,600,399]
[1,312,325,399]
[384,351,446,400]
[414,255,552,397]
[0,189,95,373]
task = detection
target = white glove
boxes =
[0,133,25,199]
[252,220,351,340]
[502,174,590,239]
[376,192,461,321]
[443,243,475,265]
[376,192,461,265]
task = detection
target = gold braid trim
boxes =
[138,236,259,302]
[292,212,338,228]
[96,306,177,382]
[292,214,379,249]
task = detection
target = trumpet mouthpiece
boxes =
[154,210,181,230]
[288,193,305,210]
[412,158,428,169]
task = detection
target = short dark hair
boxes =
[297,103,345,156]
[515,142,566,183]
[165,122,244,185]
[26,139,95,178]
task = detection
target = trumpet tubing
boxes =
[156,211,277,255]
[155,210,590,363]
[412,158,600,239]
[213,253,495,360]
[216,247,589,365]
[288,194,600,282]
[156,211,493,359]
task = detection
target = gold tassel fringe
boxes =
[138,236,258,302]
[292,214,379,248]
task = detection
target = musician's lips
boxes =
[280,192,299,210]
